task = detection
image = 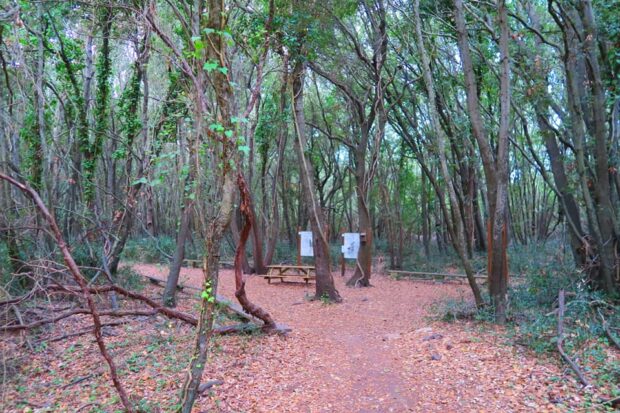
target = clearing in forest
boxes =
[135,264,583,412]
[3,264,590,412]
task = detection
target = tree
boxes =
[453,0,511,321]
[310,0,388,287]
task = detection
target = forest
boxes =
[0,0,619,411]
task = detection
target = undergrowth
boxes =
[122,236,176,263]
[432,240,620,408]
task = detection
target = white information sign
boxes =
[341,233,360,259]
[299,231,314,257]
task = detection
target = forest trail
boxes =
[134,264,578,412]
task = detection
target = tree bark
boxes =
[291,59,341,302]
[163,195,193,307]
[413,0,484,306]
[454,0,510,319]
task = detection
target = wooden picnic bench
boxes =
[388,270,487,283]
[261,265,316,284]
[388,269,522,283]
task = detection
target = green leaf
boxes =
[209,123,225,132]
[218,66,228,75]
[191,36,204,52]
[203,61,218,72]
[238,145,250,155]
[224,130,233,138]
[132,177,148,186]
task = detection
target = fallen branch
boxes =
[1,307,158,332]
[599,395,620,409]
[62,373,97,389]
[47,284,198,326]
[130,271,261,324]
[198,379,224,394]
[6,282,277,335]
[75,403,100,413]
[41,320,131,343]
[557,290,590,387]
[0,172,134,412]
[0,288,38,307]
[596,307,620,350]
[212,323,258,335]
[11,304,34,351]
[135,272,261,324]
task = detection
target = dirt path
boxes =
[133,264,579,412]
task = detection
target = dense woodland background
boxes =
[1,0,619,411]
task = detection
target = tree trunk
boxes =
[291,59,341,302]
[163,196,193,307]
[413,0,484,307]
[347,147,373,287]
[177,0,249,408]
[454,0,510,320]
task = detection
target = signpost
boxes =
[340,232,361,276]
[299,231,314,258]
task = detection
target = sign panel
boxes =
[299,231,314,257]
[341,232,360,259]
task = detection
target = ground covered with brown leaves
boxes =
[2,265,596,412]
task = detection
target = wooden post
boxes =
[340,232,345,277]
[502,222,508,283]
[486,219,492,283]
[296,226,301,266]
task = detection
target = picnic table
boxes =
[261,265,316,284]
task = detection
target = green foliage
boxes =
[432,297,479,322]
[115,266,144,291]
[270,0,357,61]
[70,243,102,279]
[122,237,176,264]
[509,272,619,401]
[117,68,142,159]
[255,91,287,160]
[510,274,607,353]
[19,108,43,191]
[430,240,619,395]
[319,292,333,305]
[201,278,215,303]
[0,242,12,294]
[593,0,620,101]
[51,34,85,86]
[156,70,186,146]
[93,8,113,150]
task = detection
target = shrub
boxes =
[0,242,11,296]
[115,266,145,291]
[122,236,176,264]
[70,242,102,279]
[431,240,620,401]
